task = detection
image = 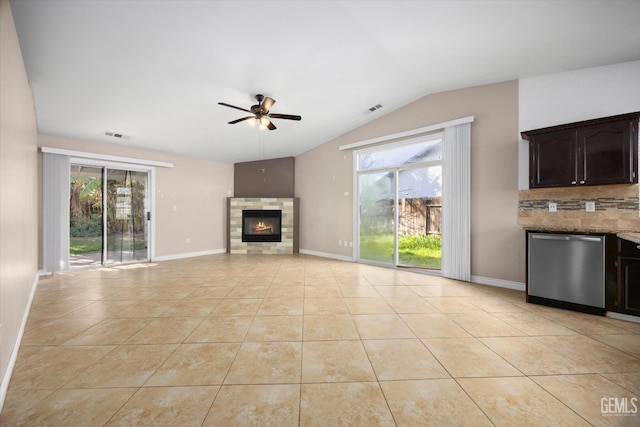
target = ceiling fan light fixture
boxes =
[219,94,301,131]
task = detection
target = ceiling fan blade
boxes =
[218,102,252,113]
[268,113,302,121]
[228,116,254,124]
[267,121,277,130]
[261,97,275,113]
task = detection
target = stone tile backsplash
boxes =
[518,184,640,232]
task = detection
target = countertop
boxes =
[618,232,640,245]
[523,227,640,245]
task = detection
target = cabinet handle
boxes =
[580,180,585,184]
[571,181,577,185]
[626,266,630,287]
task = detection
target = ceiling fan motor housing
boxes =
[252,94,266,114]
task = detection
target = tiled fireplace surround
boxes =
[227,198,298,254]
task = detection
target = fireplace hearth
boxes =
[242,210,282,242]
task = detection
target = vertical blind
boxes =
[441,122,471,281]
[42,153,70,272]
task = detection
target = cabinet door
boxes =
[579,120,636,185]
[529,130,576,188]
[619,257,640,317]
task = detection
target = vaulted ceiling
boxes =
[10,0,640,163]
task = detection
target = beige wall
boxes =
[0,0,39,397]
[296,81,524,283]
[38,134,234,260]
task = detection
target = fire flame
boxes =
[254,221,273,234]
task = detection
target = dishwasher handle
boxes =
[530,234,603,243]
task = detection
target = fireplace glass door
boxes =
[242,210,282,242]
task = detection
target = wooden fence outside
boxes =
[398,197,441,236]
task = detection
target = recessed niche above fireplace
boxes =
[242,210,282,242]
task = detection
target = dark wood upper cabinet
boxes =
[580,121,634,185]
[529,129,576,188]
[523,112,639,188]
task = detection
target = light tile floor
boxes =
[2,254,640,426]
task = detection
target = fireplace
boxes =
[227,198,298,254]
[242,210,282,242]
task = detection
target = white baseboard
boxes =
[161,248,524,293]
[299,249,355,262]
[296,252,525,293]
[470,275,526,291]
[152,248,226,262]
[0,273,39,414]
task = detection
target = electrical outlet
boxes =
[548,202,557,212]
[338,239,342,246]
[186,238,191,244]
[585,201,596,212]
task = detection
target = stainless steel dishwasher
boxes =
[528,232,605,313]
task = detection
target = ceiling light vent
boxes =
[367,104,383,113]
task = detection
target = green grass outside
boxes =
[70,236,102,255]
[70,236,147,255]
[359,233,441,269]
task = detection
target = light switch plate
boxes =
[548,202,557,212]
[585,201,595,212]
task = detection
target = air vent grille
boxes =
[105,131,128,139]
[368,104,383,113]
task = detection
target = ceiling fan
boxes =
[218,94,302,130]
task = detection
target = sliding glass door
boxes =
[397,166,442,269]
[69,165,104,268]
[356,135,443,269]
[70,164,150,268]
[105,169,149,265]
[358,171,396,264]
